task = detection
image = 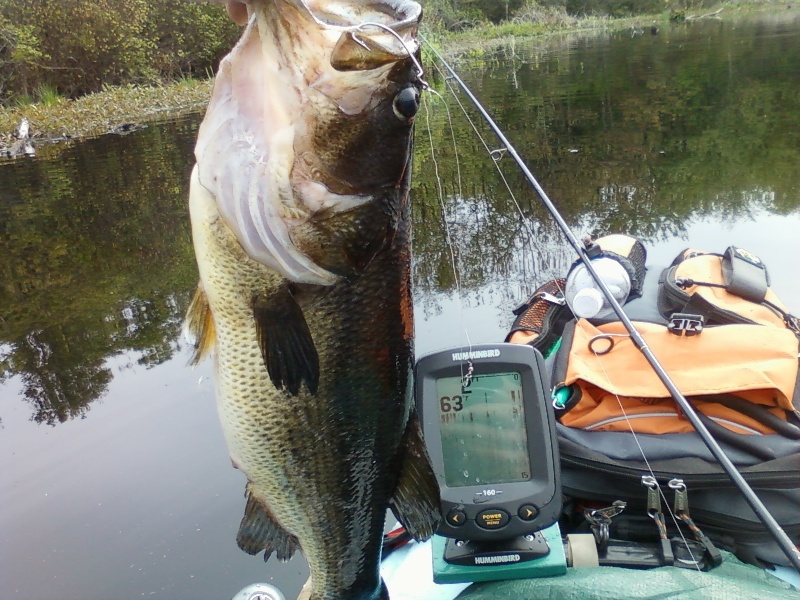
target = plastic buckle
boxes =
[668,313,705,336]
[512,292,564,315]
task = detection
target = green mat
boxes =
[455,552,796,600]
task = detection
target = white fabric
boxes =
[382,540,470,600]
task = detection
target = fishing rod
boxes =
[421,38,800,574]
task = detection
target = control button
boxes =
[446,509,467,527]
[518,504,539,522]
[476,509,510,530]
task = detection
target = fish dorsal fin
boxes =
[185,284,216,366]
[253,285,320,396]
[237,483,299,562]
[389,412,442,541]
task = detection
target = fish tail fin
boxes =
[389,412,442,541]
[185,283,216,365]
[237,484,299,562]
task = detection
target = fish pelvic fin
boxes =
[252,285,319,396]
[185,283,216,366]
[389,411,442,542]
[237,484,299,562]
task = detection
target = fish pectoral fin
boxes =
[253,285,319,396]
[389,412,442,542]
[237,484,299,562]
[184,283,216,366]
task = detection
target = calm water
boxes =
[2,11,799,600]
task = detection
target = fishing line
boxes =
[421,89,473,363]
[429,62,536,246]
[438,72,464,205]
[432,83,474,385]
[421,94,460,302]
[421,35,800,573]
[427,57,558,293]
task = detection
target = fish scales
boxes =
[192,177,412,593]
[186,2,438,599]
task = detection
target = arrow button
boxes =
[518,504,539,522]
[446,509,467,527]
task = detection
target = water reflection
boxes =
[409,13,800,361]
[0,117,201,424]
[1,15,798,426]
[412,12,800,312]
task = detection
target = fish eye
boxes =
[392,87,420,121]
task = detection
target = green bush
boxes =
[421,0,479,31]
[0,0,771,106]
[565,0,664,16]
[2,0,154,99]
[0,14,44,101]
[424,0,527,28]
[0,0,237,105]
[422,0,661,29]
[473,0,527,23]
[145,1,239,80]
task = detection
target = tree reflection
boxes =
[0,117,200,425]
[14,328,110,424]
[412,16,800,298]
[1,15,798,425]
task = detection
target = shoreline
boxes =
[0,2,791,159]
[1,79,214,159]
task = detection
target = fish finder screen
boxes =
[436,371,532,487]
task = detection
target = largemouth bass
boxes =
[185,2,439,599]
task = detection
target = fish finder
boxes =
[415,343,561,550]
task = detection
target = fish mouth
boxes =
[195,0,422,287]
[274,0,422,70]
